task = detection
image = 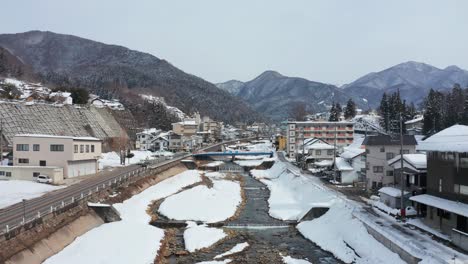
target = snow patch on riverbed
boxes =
[159,179,242,223]
[184,221,226,252]
[44,170,202,264]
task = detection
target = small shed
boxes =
[378,186,410,209]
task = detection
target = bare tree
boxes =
[289,102,308,121]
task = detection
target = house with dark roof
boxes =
[363,135,417,190]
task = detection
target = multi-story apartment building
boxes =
[10,134,101,179]
[200,117,223,142]
[172,120,198,137]
[286,121,354,159]
[362,135,417,190]
[411,125,468,250]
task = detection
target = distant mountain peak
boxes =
[256,70,283,79]
[393,61,435,71]
[445,65,463,71]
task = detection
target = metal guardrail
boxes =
[0,139,244,237]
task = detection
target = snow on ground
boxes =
[297,201,405,264]
[281,254,312,264]
[184,221,226,252]
[99,150,156,169]
[196,260,231,264]
[0,180,64,209]
[159,179,242,223]
[204,171,227,180]
[205,161,224,167]
[234,159,264,167]
[44,170,201,264]
[214,242,249,259]
[252,162,336,221]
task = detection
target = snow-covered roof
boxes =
[340,148,365,159]
[405,115,423,125]
[305,143,335,150]
[378,187,409,198]
[335,157,353,171]
[388,154,427,169]
[15,134,101,141]
[410,194,468,218]
[417,125,468,153]
[314,160,334,167]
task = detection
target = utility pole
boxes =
[399,113,406,221]
[333,125,337,182]
[301,127,305,170]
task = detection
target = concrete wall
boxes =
[452,229,468,252]
[0,166,63,184]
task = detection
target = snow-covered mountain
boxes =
[342,61,468,107]
[216,80,244,95]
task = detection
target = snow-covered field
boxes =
[0,180,64,209]
[159,179,242,223]
[184,222,226,252]
[252,162,336,221]
[99,150,163,169]
[44,170,202,264]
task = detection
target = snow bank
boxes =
[184,222,226,252]
[253,163,335,221]
[281,255,312,264]
[159,179,242,223]
[214,242,249,259]
[98,150,156,169]
[44,170,201,264]
[234,159,264,167]
[196,260,231,264]
[297,201,405,264]
[0,180,64,209]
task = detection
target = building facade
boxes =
[286,121,354,159]
[12,134,101,178]
[363,135,417,190]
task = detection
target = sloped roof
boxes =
[335,157,353,171]
[417,125,468,153]
[363,135,417,146]
[340,148,365,159]
[388,154,427,169]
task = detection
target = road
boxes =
[0,140,233,234]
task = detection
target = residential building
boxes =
[201,116,223,142]
[287,121,354,159]
[362,135,417,190]
[410,125,468,250]
[339,147,366,184]
[388,153,427,195]
[135,128,169,151]
[172,120,199,137]
[11,134,101,178]
[405,115,424,135]
[300,138,335,165]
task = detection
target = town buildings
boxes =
[286,121,354,160]
[362,135,417,190]
[338,147,366,184]
[135,128,169,151]
[410,125,468,250]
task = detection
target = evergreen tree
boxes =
[445,84,464,127]
[344,99,357,120]
[329,102,339,121]
[423,89,445,135]
[336,103,342,120]
[379,93,390,132]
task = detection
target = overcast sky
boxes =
[1,0,468,85]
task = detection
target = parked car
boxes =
[37,175,52,184]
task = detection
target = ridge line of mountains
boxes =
[1,30,467,123]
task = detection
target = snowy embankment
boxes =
[158,179,242,223]
[281,254,312,264]
[253,159,405,264]
[0,180,64,209]
[44,170,202,264]
[251,162,336,221]
[99,150,173,169]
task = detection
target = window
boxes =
[16,144,29,151]
[386,152,395,160]
[86,145,90,153]
[0,171,4,176]
[33,144,40,151]
[80,145,84,153]
[361,155,366,161]
[380,147,385,152]
[460,153,468,168]
[40,160,46,166]
[50,144,64,152]
[437,209,451,220]
[373,166,383,173]
[327,150,333,155]
[439,178,443,192]
[91,145,95,153]
[33,172,40,177]
[386,170,394,176]
[454,184,468,196]
[6,172,11,177]
[18,158,29,164]
[316,150,321,155]
[74,145,78,153]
